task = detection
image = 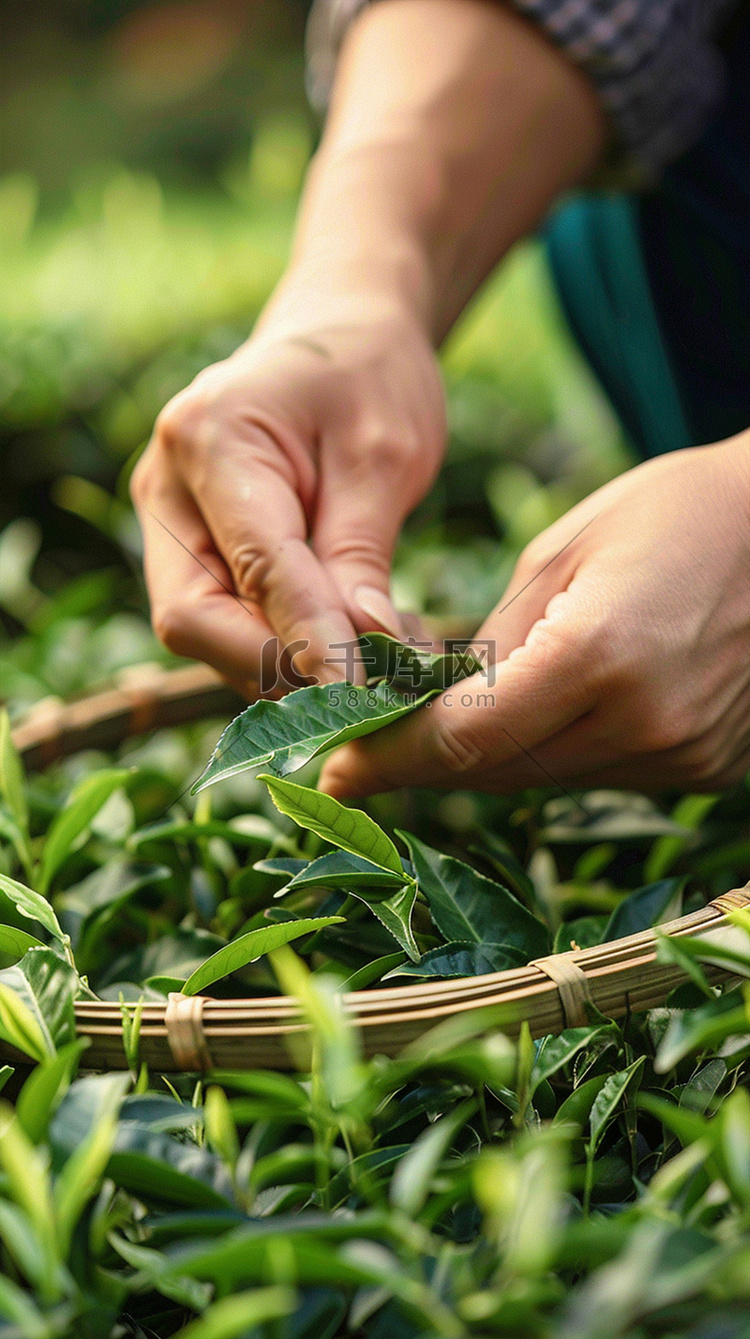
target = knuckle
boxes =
[154,388,208,455]
[322,532,390,576]
[432,711,485,775]
[151,602,194,657]
[355,422,420,474]
[231,541,272,601]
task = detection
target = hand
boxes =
[130,295,445,695]
[320,432,750,795]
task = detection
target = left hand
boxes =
[319,431,750,797]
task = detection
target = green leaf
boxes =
[39,767,131,894]
[654,992,750,1073]
[253,857,309,880]
[385,941,526,979]
[603,878,686,942]
[400,832,550,959]
[0,806,32,879]
[54,1073,128,1251]
[263,776,403,876]
[471,830,536,904]
[390,1098,477,1216]
[108,1235,213,1311]
[554,915,607,954]
[0,710,28,837]
[146,975,190,996]
[181,917,345,996]
[589,1056,645,1153]
[637,1094,710,1148]
[282,850,407,892]
[0,984,51,1062]
[531,1025,613,1091]
[553,1074,609,1129]
[57,857,170,955]
[51,1075,235,1209]
[0,1103,55,1244]
[0,923,45,968]
[172,1288,297,1339]
[349,883,420,961]
[342,953,408,990]
[644,794,720,882]
[193,679,434,790]
[0,1273,49,1336]
[656,935,715,998]
[0,948,77,1058]
[16,1039,88,1143]
[0,872,64,942]
[358,631,483,692]
[109,1128,236,1208]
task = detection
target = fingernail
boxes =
[353,585,404,639]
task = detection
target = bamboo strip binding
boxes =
[9,664,750,1072]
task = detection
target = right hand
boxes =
[130,294,446,698]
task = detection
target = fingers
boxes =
[168,425,365,685]
[319,580,602,795]
[311,434,420,641]
[133,462,278,692]
[472,501,598,665]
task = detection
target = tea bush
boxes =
[0,119,748,1339]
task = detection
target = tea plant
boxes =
[0,636,749,1336]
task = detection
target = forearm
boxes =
[262,0,605,343]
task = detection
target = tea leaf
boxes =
[282,850,407,892]
[263,776,403,876]
[16,1039,88,1143]
[0,948,78,1058]
[532,1026,613,1091]
[343,953,407,990]
[0,924,45,968]
[358,631,483,692]
[54,1073,128,1251]
[181,917,345,997]
[655,992,750,1073]
[390,1098,477,1216]
[349,883,420,961]
[385,941,526,980]
[171,1287,297,1339]
[603,877,686,942]
[0,984,51,1062]
[399,832,550,958]
[39,768,131,894]
[589,1056,645,1153]
[193,680,434,791]
[0,872,64,942]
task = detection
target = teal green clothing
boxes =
[545,13,749,459]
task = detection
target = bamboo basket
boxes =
[10,663,750,1072]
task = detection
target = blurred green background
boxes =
[0,0,633,714]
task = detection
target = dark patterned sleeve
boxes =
[305,0,738,181]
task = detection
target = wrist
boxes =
[254,253,433,347]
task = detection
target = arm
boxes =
[131,0,605,691]
[265,0,604,343]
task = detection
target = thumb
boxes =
[319,583,601,796]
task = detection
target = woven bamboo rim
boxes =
[10,663,750,1071]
